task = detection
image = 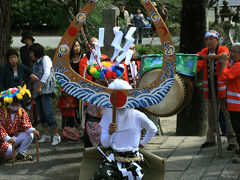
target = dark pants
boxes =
[229,111,240,147]
[134,27,143,44]
[218,109,226,136]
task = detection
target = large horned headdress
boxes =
[53,0,176,110]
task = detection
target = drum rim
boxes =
[137,68,188,117]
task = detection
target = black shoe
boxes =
[201,142,216,148]
[227,144,236,151]
[15,153,33,161]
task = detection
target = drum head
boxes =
[137,68,186,117]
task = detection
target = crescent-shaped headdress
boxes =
[53,0,176,110]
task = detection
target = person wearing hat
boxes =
[93,79,157,180]
[20,31,35,69]
[0,86,40,161]
[219,43,240,157]
[197,30,236,149]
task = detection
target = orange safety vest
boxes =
[197,46,229,99]
[219,61,240,111]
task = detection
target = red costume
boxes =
[0,107,32,158]
[58,95,77,117]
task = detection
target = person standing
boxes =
[70,39,84,74]
[20,32,35,69]
[197,30,236,150]
[29,43,61,146]
[159,4,168,22]
[118,4,131,37]
[133,7,145,44]
[0,48,38,92]
[219,43,240,155]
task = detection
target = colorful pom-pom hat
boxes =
[0,85,31,117]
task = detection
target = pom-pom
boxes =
[112,72,117,79]
[99,72,104,79]
[87,65,91,70]
[4,97,13,104]
[89,67,97,75]
[105,72,112,79]
[116,70,122,77]
[106,67,112,72]
[95,65,99,69]
[93,71,100,79]
[16,93,23,100]
[102,67,107,74]
[111,66,116,72]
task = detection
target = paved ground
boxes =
[1,114,240,180]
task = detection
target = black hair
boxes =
[6,48,19,61]
[29,43,45,59]
[70,39,82,60]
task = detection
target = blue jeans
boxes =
[35,94,57,129]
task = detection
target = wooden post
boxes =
[209,59,222,157]
[112,90,117,123]
[12,142,15,168]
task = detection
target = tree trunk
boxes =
[176,0,208,136]
[0,0,10,67]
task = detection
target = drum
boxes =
[137,68,193,117]
[139,53,198,77]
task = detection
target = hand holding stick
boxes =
[12,142,15,168]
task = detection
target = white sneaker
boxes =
[52,135,61,146]
[38,135,51,143]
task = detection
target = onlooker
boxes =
[20,32,35,69]
[29,43,60,146]
[232,6,240,23]
[133,7,145,44]
[219,43,240,155]
[118,4,131,36]
[0,86,40,161]
[70,39,84,74]
[197,30,236,149]
[0,48,38,92]
[69,39,84,126]
[159,4,168,22]
[58,89,77,129]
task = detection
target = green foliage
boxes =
[136,44,180,56]
[11,0,68,34]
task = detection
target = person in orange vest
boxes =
[197,30,236,149]
[219,43,240,155]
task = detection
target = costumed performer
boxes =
[0,86,40,161]
[93,79,157,180]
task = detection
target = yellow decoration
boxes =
[18,108,22,117]
[24,89,31,98]
[4,97,13,104]
[3,106,7,118]
[89,67,97,74]
[16,93,23,100]
[19,89,25,96]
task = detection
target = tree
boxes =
[176,0,208,135]
[0,0,10,67]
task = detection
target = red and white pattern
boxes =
[0,107,32,158]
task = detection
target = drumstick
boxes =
[12,142,15,168]
[112,90,117,124]
[35,135,40,163]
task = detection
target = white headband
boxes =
[205,31,219,39]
